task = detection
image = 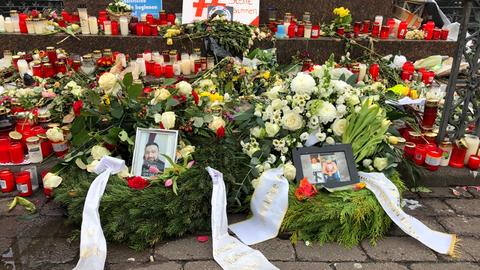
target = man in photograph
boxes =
[141,142,165,178]
[322,157,340,183]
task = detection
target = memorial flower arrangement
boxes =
[107,0,133,13]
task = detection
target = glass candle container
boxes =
[103,20,112,35]
[78,4,90,35]
[0,141,10,163]
[296,23,305,37]
[414,144,427,165]
[119,16,129,36]
[464,134,480,164]
[468,155,480,170]
[303,12,311,23]
[169,51,178,64]
[304,22,312,38]
[200,57,207,71]
[37,134,52,157]
[0,15,4,32]
[3,50,12,66]
[46,46,57,64]
[276,24,286,38]
[150,24,158,36]
[154,63,163,78]
[371,22,380,38]
[449,139,468,168]
[15,171,32,197]
[287,22,296,38]
[422,99,439,128]
[336,27,344,36]
[194,60,202,74]
[353,21,361,37]
[9,142,24,164]
[0,169,15,192]
[433,28,441,40]
[26,19,35,34]
[425,149,442,171]
[397,21,408,39]
[207,56,215,69]
[10,10,20,33]
[26,136,42,163]
[55,61,67,75]
[143,22,151,35]
[362,20,370,33]
[164,64,174,78]
[80,54,96,75]
[441,29,449,40]
[88,16,98,34]
[136,22,144,36]
[439,140,453,166]
[42,63,55,78]
[369,63,380,81]
[162,50,170,63]
[181,60,191,75]
[380,25,390,39]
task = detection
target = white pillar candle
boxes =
[130,60,140,80]
[180,60,191,76]
[88,16,99,35]
[17,59,30,78]
[358,64,367,82]
[26,19,35,34]
[10,13,20,33]
[173,63,181,76]
[104,20,112,35]
[375,15,383,26]
[117,53,127,67]
[143,52,152,62]
[0,15,5,32]
[181,53,190,61]
[464,134,480,164]
[136,58,146,76]
[78,6,90,35]
[33,19,44,34]
[4,18,14,33]
[119,16,129,36]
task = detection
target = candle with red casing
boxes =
[0,169,15,192]
[369,64,380,81]
[15,171,32,197]
[9,142,24,164]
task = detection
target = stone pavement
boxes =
[1,187,480,270]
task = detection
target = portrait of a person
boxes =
[322,157,340,183]
[141,142,165,178]
[310,155,324,183]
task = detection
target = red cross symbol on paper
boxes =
[193,0,226,17]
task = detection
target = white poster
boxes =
[182,0,260,26]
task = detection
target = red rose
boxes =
[295,178,317,201]
[73,100,83,116]
[216,126,225,138]
[127,176,149,190]
[143,87,153,94]
[192,90,200,105]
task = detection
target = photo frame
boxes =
[131,128,178,178]
[292,144,359,190]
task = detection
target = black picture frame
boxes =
[292,144,359,190]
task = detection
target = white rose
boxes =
[154,113,162,123]
[176,81,192,96]
[151,88,170,104]
[250,127,265,138]
[374,157,389,171]
[98,72,118,94]
[91,145,111,160]
[346,95,360,107]
[281,111,303,131]
[331,118,348,137]
[161,111,176,129]
[325,137,335,145]
[46,127,64,142]
[180,145,195,159]
[265,122,280,137]
[362,159,373,167]
[317,101,337,124]
[43,173,63,189]
[271,99,284,110]
[283,162,296,181]
[71,85,84,97]
[290,72,316,95]
[209,116,225,131]
[263,85,282,100]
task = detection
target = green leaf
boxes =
[163,78,177,86]
[123,72,133,87]
[72,129,90,147]
[111,101,124,119]
[127,84,142,100]
[165,97,180,107]
[346,74,358,86]
[225,81,234,93]
[192,117,204,128]
[234,110,254,122]
[203,114,214,123]
[70,117,86,135]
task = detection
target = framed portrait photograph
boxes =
[292,144,359,190]
[131,128,179,178]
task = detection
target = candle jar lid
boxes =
[455,138,468,149]
[43,63,52,68]
[103,48,112,53]
[0,106,9,116]
[426,99,440,107]
[397,137,407,144]
[12,55,20,61]
[408,131,421,137]
[61,125,71,132]
[46,46,55,51]
[193,48,201,54]
[425,132,437,139]
[83,54,93,60]
[93,50,102,54]
[440,140,452,147]
[37,133,47,140]
[9,131,22,140]
[26,136,39,144]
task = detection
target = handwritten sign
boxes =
[124,0,163,18]
[182,0,260,25]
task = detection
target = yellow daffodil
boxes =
[200,92,224,103]
[333,7,350,18]
[263,71,270,80]
[103,95,110,105]
[388,84,410,96]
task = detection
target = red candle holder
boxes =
[425,149,442,171]
[353,21,361,37]
[296,24,305,37]
[468,155,480,170]
[38,134,52,158]
[397,21,408,39]
[380,25,390,39]
[449,141,467,168]
[143,24,151,36]
[164,64,174,78]
[371,22,380,38]
[422,99,439,128]
[136,23,144,36]
[362,20,370,33]
[336,27,345,36]
[111,20,119,35]
[441,29,449,40]
[55,61,67,74]
[414,144,427,165]
[146,14,154,25]
[154,63,163,78]
[0,169,15,193]
[15,171,32,197]
[167,13,176,25]
[369,63,380,81]
[288,23,296,38]
[433,28,441,40]
[32,63,43,77]
[151,25,158,36]
[404,142,416,159]
[42,63,55,78]
[311,25,320,38]
[9,142,24,164]
[0,144,10,163]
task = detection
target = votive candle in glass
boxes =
[181,59,191,76]
[441,29,449,40]
[353,21,361,37]
[150,24,158,36]
[15,171,32,197]
[414,144,427,165]
[136,22,144,36]
[449,139,468,168]
[468,155,480,170]
[119,16,129,36]
[464,134,480,164]
[143,23,151,36]
[397,21,408,39]
[164,64,174,78]
[371,22,380,38]
[422,99,439,128]
[173,63,181,76]
[9,142,24,164]
[380,25,390,39]
[362,20,370,33]
[154,63,163,77]
[4,17,14,33]
[0,169,15,192]
[111,20,119,35]
[0,15,5,32]
[26,19,35,34]
[425,149,442,171]
[304,22,312,38]
[0,142,10,163]
[104,20,112,35]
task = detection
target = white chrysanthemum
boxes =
[317,101,337,124]
[283,162,296,180]
[330,80,352,95]
[315,132,326,142]
[91,145,111,160]
[325,137,335,145]
[290,72,316,95]
[176,81,192,96]
[336,104,347,116]
[300,132,309,141]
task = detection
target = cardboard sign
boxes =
[182,0,260,25]
[124,0,163,18]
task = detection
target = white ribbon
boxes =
[74,156,126,270]
[360,172,457,255]
[229,168,289,245]
[207,167,278,270]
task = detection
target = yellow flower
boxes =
[200,92,224,103]
[103,95,110,105]
[409,89,418,99]
[167,38,173,46]
[333,7,350,17]
[263,71,270,80]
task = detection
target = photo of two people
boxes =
[301,152,352,185]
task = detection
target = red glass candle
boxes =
[353,21,361,37]
[397,21,408,39]
[15,171,32,197]
[150,24,158,36]
[433,28,441,40]
[159,10,167,25]
[362,20,370,33]
[468,155,480,170]
[422,99,439,129]
[42,63,55,78]
[19,13,28,33]
[136,22,144,36]
[449,141,467,168]
[380,25,390,39]
[72,60,81,72]
[38,134,52,158]
[167,13,176,25]
[32,63,43,77]
[296,24,305,37]
[55,61,67,74]
[336,27,345,36]
[61,10,70,23]
[369,63,380,81]
[424,21,435,40]
[147,60,156,75]
[9,143,24,164]
[288,23,296,38]
[0,143,10,163]
[154,63,163,78]
[0,169,15,192]
[441,29,449,40]
[111,20,119,35]
[404,142,416,159]
[311,25,320,38]
[425,149,442,171]
[46,47,57,64]
[414,144,427,165]
[146,14,154,25]
[164,64,174,78]
[194,60,202,74]
[371,22,380,38]
[143,23,151,36]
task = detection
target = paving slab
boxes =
[334,262,408,270]
[386,216,446,237]
[273,261,332,270]
[405,199,455,217]
[410,262,480,270]
[417,187,472,198]
[14,237,78,269]
[295,242,367,262]
[251,238,295,261]
[467,188,480,198]
[155,237,212,260]
[361,237,437,262]
[438,216,480,236]
[458,237,480,261]
[444,199,480,216]
[183,261,222,270]
[122,262,182,270]
[107,244,151,264]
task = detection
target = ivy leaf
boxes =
[127,84,142,100]
[123,72,133,87]
[346,74,358,86]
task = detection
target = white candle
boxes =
[10,13,19,33]
[173,63,181,76]
[26,19,35,34]
[0,15,5,32]
[375,15,383,26]
[181,53,190,61]
[190,56,197,73]
[153,52,163,64]
[136,58,146,76]
[4,18,14,33]
[358,64,367,82]
[104,20,112,35]
[117,53,127,67]
[119,16,129,36]
[143,52,152,62]
[78,5,90,35]
[17,59,30,78]
[88,16,98,35]
[181,60,191,76]
[464,134,480,164]
[33,19,44,34]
